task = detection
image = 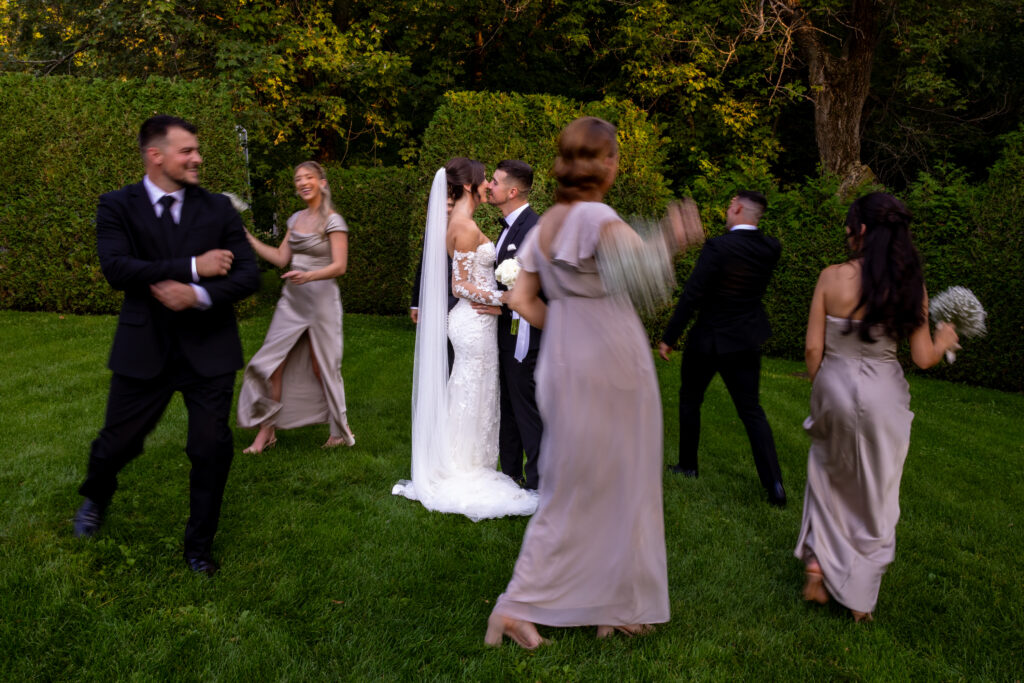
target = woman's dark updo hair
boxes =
[553,117,618,203]
[846,192,925,342]
[445,157,485,202]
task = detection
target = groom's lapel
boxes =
[502,208,537,261]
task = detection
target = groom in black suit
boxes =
[72,115,260,574]
[477,160,544,489]
[658,190,786,507]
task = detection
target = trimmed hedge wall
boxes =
[419,91,674,226]
[0,74,247,314]
[3,74,1019,390]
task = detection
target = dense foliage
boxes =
[0,73,245,314]
[4,0,1022,190]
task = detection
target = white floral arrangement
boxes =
[930,286,987,363]
[222,192,250,213]
[495,258,521,288]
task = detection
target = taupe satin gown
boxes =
[794,315,913,613]
[237,213,354,444]
[492,202,670,628]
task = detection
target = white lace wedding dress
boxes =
[393,241,538,521]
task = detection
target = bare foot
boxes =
[852,610,874,623]
[243,427,277,454]
[484,613,547,649]
[803,562,829,604]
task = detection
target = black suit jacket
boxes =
[494,206,543,353]
[96,181,260,380]
[661,228,780,354]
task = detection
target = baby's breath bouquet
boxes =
[930,286,987,363]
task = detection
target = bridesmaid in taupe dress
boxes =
[796,192,958,622]
[237,161,355,453]
[485,117,703,649]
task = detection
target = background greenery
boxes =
[1,310,1020,679]
[0,73,246,314]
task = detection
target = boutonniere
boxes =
[507,243,517,252]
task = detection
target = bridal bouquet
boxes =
[930,286,987,363]
[495,258,521,288]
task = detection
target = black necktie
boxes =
[497,217,509,231]
[158,194,177,228]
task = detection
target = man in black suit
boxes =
[477,160,543,489]
[658,190,786,507]
[72,115,260,574]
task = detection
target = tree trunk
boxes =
[784,0,885,194]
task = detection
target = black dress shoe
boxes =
[185,556,219,576]
[669,465,698,478]
[767,481,787,508]
[73,498,106,538]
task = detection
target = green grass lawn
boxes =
[1,310,1021,680]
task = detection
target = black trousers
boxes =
[677,345,782,490]
[79,353,236,559]
[498,348,543,489]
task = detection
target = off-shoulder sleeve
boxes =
[325,213,349,234]
[550,202,618,270]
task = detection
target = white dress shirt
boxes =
[143,175,211,309]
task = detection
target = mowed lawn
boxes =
[1,310,1020,681]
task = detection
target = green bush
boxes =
[257,165,422,316]
[419,90,674,225]
[0,74,246,313]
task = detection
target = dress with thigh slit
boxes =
[237,212,354,444]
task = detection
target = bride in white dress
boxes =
[393,158,538,521]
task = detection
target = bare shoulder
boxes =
[448,216,483,250]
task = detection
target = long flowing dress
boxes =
[491,202,670,627]
[794,315,914,614]
[237,212,355,445]
[392,242,538,520]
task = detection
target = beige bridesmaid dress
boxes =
[237,212,355,445]
[491,202,670,628]
[794,315,914,613]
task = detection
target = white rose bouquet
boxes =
[495,258,521,288]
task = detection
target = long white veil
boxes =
[392,168,450,502]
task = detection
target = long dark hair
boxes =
[846,192,924,342]
[445,157,485,202]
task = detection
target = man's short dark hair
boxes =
[735,189,768,213]
[496,159,534,193]
[138,115,197,152]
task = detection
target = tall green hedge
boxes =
[0,74,246,313]
[419,91,674,222]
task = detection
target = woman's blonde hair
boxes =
[553,117,619,203]
[294,160,335,233]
